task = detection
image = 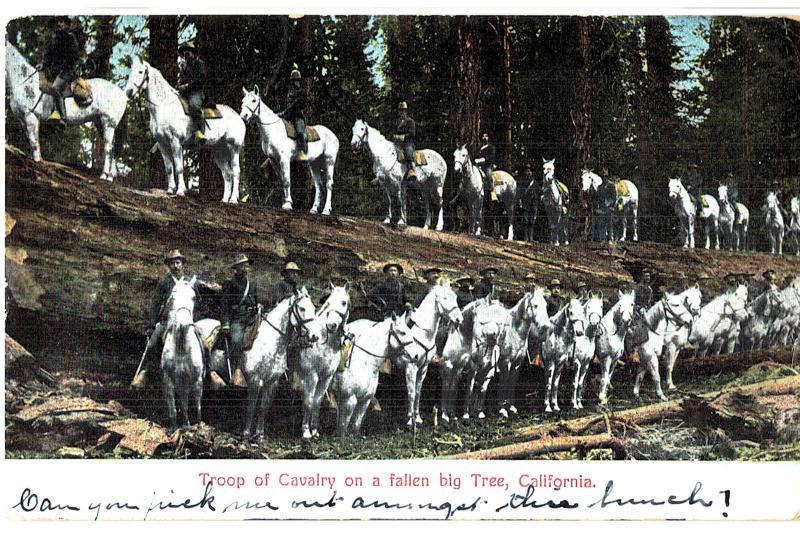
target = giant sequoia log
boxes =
[5,146,800,376]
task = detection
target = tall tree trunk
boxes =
[89,16,117,170]
[498,16,513,170]
[451,16,482,149]
[147,16,178,190]
[571,17,592,240]
[741,44,753,187]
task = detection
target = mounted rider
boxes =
[413,267,442,308]
[130,249,221,389]
[575,280,590,304]
[268,261,303,307]
[455,276,475,309]
[177,42,207,143]
[43,17,83,123]
[684,161,703,212]
[220,254,261,388]
[278,69,309,162]
[474,267,498,300]
[721,172,741,223]
[761,269,779,294]
[393,101,417,181]
[723,272,738,294]
[367,262,412,318]
[546,278,566,317]
[475,131,496,200]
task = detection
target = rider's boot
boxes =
[405,162,417,182]
[296,133,308,162]
[47,93,67,127]
[192,114,207,143]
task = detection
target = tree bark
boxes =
[451,16,482,148]
[498,16,513,170]
[571,17,592,240]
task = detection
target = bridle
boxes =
[352,124,369,150]
[242,93,281,126]
[454,150,474,181]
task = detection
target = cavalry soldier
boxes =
[522,272,539,292]
[546,278,566,316]
[278,69,309,162]
[475,131,496,199]
[268,261,303,307]
[43,17,82,123]
[130,249,220,389]
[393,101,417,181]
[633,270,654,315]
[414,267,442,308]
[367,262,411,318]
[220,254,261,388]
[575,280,590,304]
[761,269,779,294]
[177,42,208,143]
[474,267,498,299]
[722,172,741,222]
[724,273,738,294]
[455,276,475,309]
[684,161,703,211]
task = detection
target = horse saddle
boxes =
[492,171,509,186]
[615,179,631,198]
[39,76,93,106]
[700,196,710,209]
[282,119,321,142]
[556,181,570,202]
[338,340,354,373]
[179,96,223,119]
[397,148,427,166]
[242,314,262,351]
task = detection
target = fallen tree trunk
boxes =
[451,433,627,460]
[450,374,800,459]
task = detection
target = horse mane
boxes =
[644,298,665,328]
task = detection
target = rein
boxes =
[244,96,282,126]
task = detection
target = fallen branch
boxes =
[449,433,627,460]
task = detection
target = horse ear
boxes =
[242,86,248,95]
[391,311,397,322]
[254,84,260,97]
[329,280,335,290]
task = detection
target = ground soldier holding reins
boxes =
[130,249,221,389]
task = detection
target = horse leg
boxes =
[577,360,592,409]
[665,343,678,390]
[544,360,555,412]
[506,200,516,241]
[703,219,711,249]
[278,159,293,211]
[383,182,393,225]
[414,362,429,425]
[301,369,317,439]
[352,396,372,436]
[633,350,647,398]
[508,363,521,414]
[434,185,445,231]
[24,113,42,162]
[404,361,418,428]
[309,160,324,215]
[171,139,188,197]
[439,361,453,425]
[551,360,564,412]
[212,147,232,203]
[713,218,720,250]
[99,122,117,181]
[243,384,259,440]
[161,373,178,435]
[337,394,357,441]
[422,189,431,230]
[647,353,667,401]
[322,158,335,216]
[598,356,612,405]
[193,374,203,425]
[157,143,176,194]
[571,359,581,409]
[254,380,278,442]
[689,217,696,248]
[399,183,408,228]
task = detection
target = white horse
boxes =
[396,281,463,428]
[298,284,350,440]
[494,289,550,418]
[124,57,245,202]
[788,197,800,255]
[541,159,570,246]
[763,192,785,255]
[241,290,316,442]
[596,291,635,405]
[542,298,587,412]
[240,87,340,214]
[668,178,720,249]
[688,285,749,359]
[580,170,640,242]
[6,41,128,180]
[452,146,517,240]
[335,314,414,439]
[659,287,704,390]
[160,277,205,435]
[770,277,800,347]
[633,289,701,401]
[570,294,604,410]
[351,120,447,231]
[717,185,749,251]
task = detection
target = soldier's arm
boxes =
[148,278,169,327]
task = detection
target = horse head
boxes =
[765,192,780,215]
[124,57,149,100]
[434,279,464,327]
[668,178,684,201]
[718,184,729,204]
[351,119,369,152]
[791,197,800,216]
[321,284,350,333]
[239,86,262,124]
[453,145,471,176]
[167,277,197,325]
[289,289,316,333]
[580,169,597,193]
[615,291,635,327]
[585,292,604,328]
[681,287,703,318]
[543,158,556,182]
[565,298,587,337]
[527,287,551,326]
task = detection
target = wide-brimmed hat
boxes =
[282,261,301,273]
[397,101,408,110]
[724,273,737,282]
[549,278,562,288]
[456,276,475,286]
[290,69,302,80]
[230,253,252,268]
[763,269,777,281]
[575,280,588,290]
[423,267,442,277]
[178,41,197,54]
[523,273,538,282]
[164,249,187,265]
[383,262,403,274]
[480,267,498,276]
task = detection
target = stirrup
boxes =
[405,168,418,181]
[130,370,148,390]
[47,110,62,120]
[193,130,207,141]
[295,151,308,162]
[231,368,248,388]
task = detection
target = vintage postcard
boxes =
[3,0,800,526]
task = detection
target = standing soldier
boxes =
[220,254,261,388]
[43,17,82,123]
[455,276,475,309]
[474,267,498,299]
[546,278,566,316]
[130,249,221,389]
[278,69,309,162]
[414,267,442,308]
[392,101,417,181]
[475,131,496,200]
[177,42,207,143]
[367,262,411,318]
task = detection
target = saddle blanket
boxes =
[492,170,511,186]
[397,148,428,166]
[282,119,321,142]
[179,96,223,119]
[557,181,570,201]
[39,76,93,106]
[615,179,631,198]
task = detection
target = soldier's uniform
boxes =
[393,102,417,181]
[43,18,82,121]
[220,254,261,385]
[131,249,218,389]
[474,267,498,300]
[684,162,703,210]
[413,268,442,308]
[594,175,618,242]
[761,269,779,294]
[367,263,410,318]
[575,281,590,304]
[279,70,309,161]
[475,133,496,199]
[546,279,566,317]
[177,43,208,142]
[455,277,475,309]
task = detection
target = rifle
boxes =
[223,332,233,381]
[132,333,150,381]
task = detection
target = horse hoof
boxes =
[659,394,668,402]
[477,411,486,420]
[415,415,423,426]
[282,202,293,211]
[322,209,331,216]
[382,218,391,225]
[509,405,518,415]
[461,413,470,422]
[310,207,319,215]
[499,408,509,419]
[312,430,320,439]
[302,431,312,440]
[545,406,552,413]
